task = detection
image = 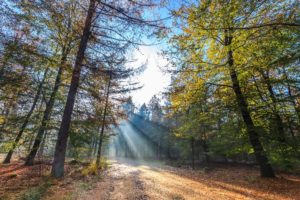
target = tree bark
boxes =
[3,67,49,164]
[51,0,96,178]
[96,72,112,166]
[225,29,275,177]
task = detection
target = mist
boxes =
[107,120,157,161]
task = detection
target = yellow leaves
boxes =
[168,0,298,113]
[0,115,5,125]
[183,28,193,35]
[209,1,216,12]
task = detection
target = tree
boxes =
[51,0,97,178]
[24,0,81,166]
[163,0,299,177]
[3,67,49,163]
[139,103,150,120]
[51,0,159,177]
[148,95,163,123]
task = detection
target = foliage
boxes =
[161,0,300,172]
[81,158,109,176]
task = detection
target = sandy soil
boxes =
[80,159,300,200]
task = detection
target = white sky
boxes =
[129,45,170,106]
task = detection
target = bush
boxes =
[81,158,109,176]
[98,157,109,170]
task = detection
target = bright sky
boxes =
[129,45,170,106]
[127,2,179,107]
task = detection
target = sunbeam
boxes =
[108,120,156,160]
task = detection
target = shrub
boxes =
[81,158,109,176]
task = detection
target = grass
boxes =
[78,181,94,190]
[21,177,52,200]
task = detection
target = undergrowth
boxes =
[81,158,109,176]
[21,177,52,200]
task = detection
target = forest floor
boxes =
[0,157,300,200]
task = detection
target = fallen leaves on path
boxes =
[81,160,300,200]
[0,159,299,200]
[0,160,51,200]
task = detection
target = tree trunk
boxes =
[225,29,275,177]
[283,67,300,122]
[51,0,96,178]
[191,137,195,170]
[261,71,286,142]
[0,107,10,141]
[202,138,209,164]
[37,132,47,159]
[2,67,49,164]
[25,50,67,166]
[96,72,112,166]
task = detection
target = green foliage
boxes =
[163,0,300,171]
[8,174,18,178]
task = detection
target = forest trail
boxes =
[78,159,300,200]
[1,157,299,199]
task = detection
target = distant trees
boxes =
[137,95,163,123]
[148,95,163,123]
[123,97,135,116]
[139,103,150,120]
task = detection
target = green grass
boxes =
[21,177,52,200]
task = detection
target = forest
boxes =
[0,0,299,199]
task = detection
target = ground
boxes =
[76,159,300,200]
[0,158,300,200]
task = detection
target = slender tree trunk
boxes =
[202,138,209,164]
[261,71,286,142]
[225,29,275,177]
[0,107,10,141]
[25,51,67,166]
[125,142,129,157]
[37,132,47,159]
[2,67,49,164]
[96,73,112,166]
[191,137,195,170]
[282,68,300,122]
[89,137,96,158]
[284,69,300,135]
[51,0,96,178]
[157,140,161,160]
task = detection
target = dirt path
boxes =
[79,160,149,200]
[79,159,300,200]
[1,158,299,199]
